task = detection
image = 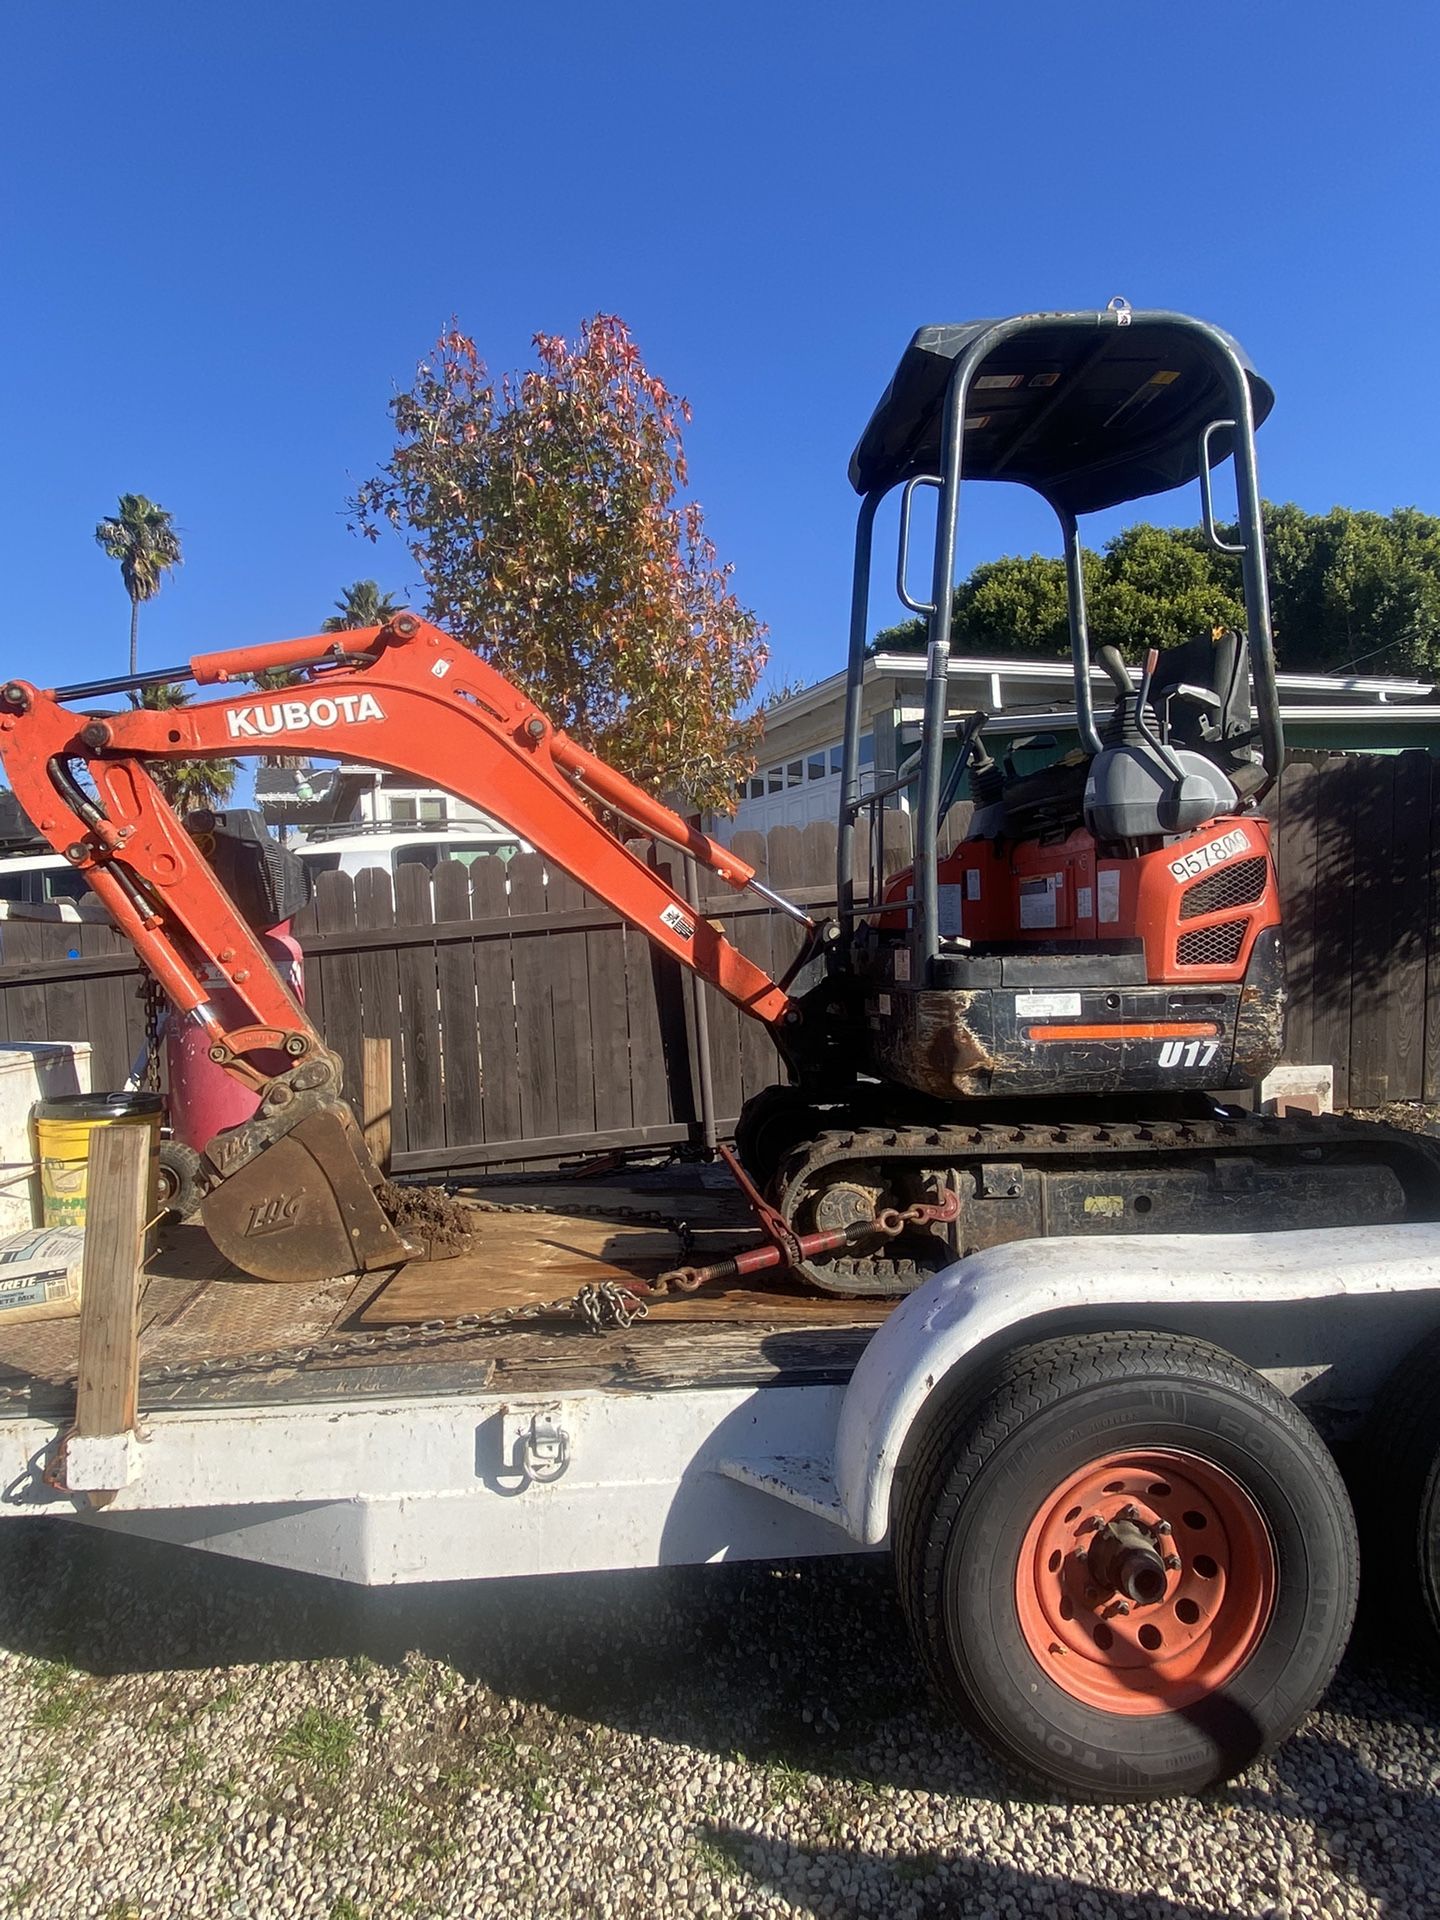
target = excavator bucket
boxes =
[201,1104,414,1283]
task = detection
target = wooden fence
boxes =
[0,750,1435,1165]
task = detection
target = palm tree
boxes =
[322,580,401,632]
[138,683,237,814]
[94,495,184,678]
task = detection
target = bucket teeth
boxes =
[201,1105,413,1283]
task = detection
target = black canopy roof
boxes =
[848,312,1274,516]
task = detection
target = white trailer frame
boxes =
[3,1223,1439,1587]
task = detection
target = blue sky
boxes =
[4,1,1438,703]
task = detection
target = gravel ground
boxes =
[0,1524,1436,1920]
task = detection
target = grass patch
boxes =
[476,1731,553,1814]
[23,1658,92,1732]
[693,1833,741,1880]
[5,1883,39,1913]
[275,1709,357,1781]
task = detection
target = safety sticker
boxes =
[1016,991,1081,1018]
[1018,874,1060,929]
[938,885,964,936]
[965,869,981,900]
[659,904,694,940]
[893,948,911,981]
[1097,867,1121,923]
[1076,885,1093,922]
[1083,1195,1125,1217]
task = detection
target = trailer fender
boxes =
[833,1221,1440,1547]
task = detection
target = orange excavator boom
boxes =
[0,614,800,1280]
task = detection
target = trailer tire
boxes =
[893,1330,1357,1799]
[1362,1326,1440,1651]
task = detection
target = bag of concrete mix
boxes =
[0,1226,85,1324]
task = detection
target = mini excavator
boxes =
[5,304,1438,1291]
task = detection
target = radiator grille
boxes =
[1179,856,1269,921]
[1176,919,1247,967]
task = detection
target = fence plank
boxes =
[313,872,361,1111]
[353,868,405,1156]
[1347,757,1398,1107]
[469,854,522,1146]
[585,877,635,1135]
[1425,761,1440,1104]
[730,832,780,1107]
[1275,761,1320,1067]
[1387,751,1432,1103]
[77,921,137,1090]
[508,852,559,1141]
[622,842,673,1128]
[394,861,444,1151]
[1308,757,1359,1110]
[433,859,485,1149]
[547,869,597,1137]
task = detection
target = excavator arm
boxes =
[0,614,800,1281]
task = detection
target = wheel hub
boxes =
[1014,1448,1276,1716]
[1085,1514,1171,1607]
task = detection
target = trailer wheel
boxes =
[1363,1326,1440,1649]
[156,1140,206,1223]
[894,1331,1357,1799]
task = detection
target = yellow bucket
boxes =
[32,1092,164,1230]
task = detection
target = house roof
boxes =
[758,652,1440,737]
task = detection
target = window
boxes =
[830,745,844,774]
[749,777,765,799]
[43,869,90,903]
[787,761,803,787]
[419,797,447,825]
[767,769,783,794]
[390,798,417,825]
[808,754,826,781]
[858,733,876,767]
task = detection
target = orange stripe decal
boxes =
[1026,1022,1220,1043]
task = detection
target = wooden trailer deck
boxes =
[0,1168,891,1418]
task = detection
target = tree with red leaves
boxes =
[353,316,767,812]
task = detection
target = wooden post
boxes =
[363,1034,393,1175]
[70,1124,150,1506]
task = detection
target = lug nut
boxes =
[1164,1554,1181,1570]
[1119,1504,1140,1522]
[1155,1519,1172,1535]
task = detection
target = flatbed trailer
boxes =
[3,1166,1440,1801]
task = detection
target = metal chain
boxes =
[139,1277,651,1388]
[140,975,165,1093]
[0,1193,695,1406]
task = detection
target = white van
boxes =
[293,823,526,883]
[0,851,92,913]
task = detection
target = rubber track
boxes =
[774,1111,1440,1297]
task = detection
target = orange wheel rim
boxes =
[1014,1448,1276,1716]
